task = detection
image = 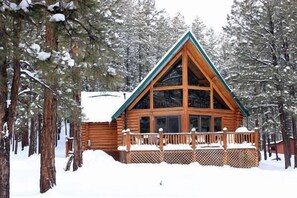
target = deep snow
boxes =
[10,135,297,198]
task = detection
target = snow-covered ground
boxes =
[11,132,297,198]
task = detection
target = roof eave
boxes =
[188,34,250,117]
[111,32,192,120]
[112,31,250,120]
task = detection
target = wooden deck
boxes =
[118,128,259,168]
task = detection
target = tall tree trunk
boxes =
[73,88,82,171]
[262,132,267,160]
[14,133,18,155]
[38,113,42,154]
[29,115,37,157]
[125,47,131,90]
[21,120,29,150]
[267,135,271,157]
[0,137,10,198]
[40,0,58,192]
[279,102,291,169]
[40,88,57,193]
[8,16,22,140]
[0,42,9,198]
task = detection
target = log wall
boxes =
[120,108,243,134]
[81,122,117,151]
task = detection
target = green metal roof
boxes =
[112,31,249,120]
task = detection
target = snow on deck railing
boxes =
[118,128,259,152]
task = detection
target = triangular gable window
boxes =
[133,91,150,109]
[214,89,229,109]
[188,58,210,87]
[154,58,182,87]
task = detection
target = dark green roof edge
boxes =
[111,31,249,120]
[111,32,190,120]
[188,34,250,116]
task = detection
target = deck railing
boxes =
[121,128,259,152]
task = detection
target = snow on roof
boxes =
[81,91,130,123]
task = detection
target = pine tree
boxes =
[170,12,189,42]
[154,14,172,61]
[224,0,297,168]
[191,16,206,43]
[191,16,222,68]
[0,12,9,197]
[118,0,166,91]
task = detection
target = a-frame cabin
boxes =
[80,31,258,167]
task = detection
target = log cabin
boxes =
[268,137,295,155]
[79,31,259,168]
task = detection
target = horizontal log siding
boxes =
[81,122,117,151]
[126,110,141,134]
[235,110,243,130]
[116,115,124,146]
[121,108,243,134]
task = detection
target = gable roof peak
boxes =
[111,30,249,120]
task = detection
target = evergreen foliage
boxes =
[0,0,297,196]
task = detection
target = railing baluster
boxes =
[122,129,258,153]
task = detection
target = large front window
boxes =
[153,90,182,108]
[188,90,210,108]
[154,59,182,87]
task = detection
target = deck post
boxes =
[191,128,196,162]
[159,128,163,151]
[223,127,228,165]
[223,128,227,150]
[126,129,131,163]
[159,128,164,162]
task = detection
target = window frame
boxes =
[155,115,181,133]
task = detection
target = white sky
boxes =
[155,0,234,33]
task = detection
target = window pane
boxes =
[188,58,210,87]
[201,116,211,132]
[214,117,222,132]
[189,115,211,132]
[155,116,180,133]
[168,116,180,133]
[133,92,150,109]
[189,116,199,131]
[140,117,150,133]
[154,90,182,108]
[214,89,229,109]
[188,90,210,108]
[154,59,182,87]
[155,117,166,132]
